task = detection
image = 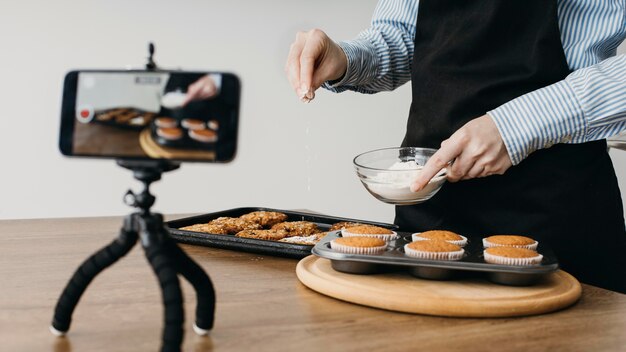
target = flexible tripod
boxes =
[50,160,216,352]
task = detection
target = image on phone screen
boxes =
[60,70,240,162]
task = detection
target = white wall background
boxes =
[0,0,625,223]
[0,0,407,222]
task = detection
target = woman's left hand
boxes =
[410,115,512,192]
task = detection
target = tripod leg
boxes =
[144,242,185,352]
[51,229,138,335]
[165,239,216,335]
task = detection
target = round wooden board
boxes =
[296,256,582,318]
[139,129,216,160]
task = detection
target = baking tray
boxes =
[93,107,156,130]
[312,232,559,286]
[166,207,398,259]
[151,120,218,151]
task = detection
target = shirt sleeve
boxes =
[322,0,418,94]
[488,54,626,165]
[209,73,222,93]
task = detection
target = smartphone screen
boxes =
[59,70,240,162]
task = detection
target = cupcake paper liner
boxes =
[341,229,398,242]
[482,238,538,250]
[411,233,468,247]
[483,251,543,266]
[403,244,464,261]
[330,239,387,255]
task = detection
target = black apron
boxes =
[396,0,626,293]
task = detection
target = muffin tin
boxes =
[313,231,559,286]
[93,107,156,130]
[151,117,219,151]
[166,207,398,259]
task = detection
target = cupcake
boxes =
[189,129,218,143]
[411,230,467,247]
[156,127,183,141]
[208,119,219,130]
[155,116,177,128]
[330,237,387,255]
[483,247,543,266]
[181,118,205,130]
[483,235,538,250]
[341,225,397,241]
[404,239,464,261]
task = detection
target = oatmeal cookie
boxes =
[235,229,288,241]
[279,232,327,245]
[179,223,229,235]
[96,112,114,121]
[115,111,137,123]
[329,222,364,232]
[240,211,289,227]
[314,231,329,240]
[209,217,262,234]
[271,221,319,237]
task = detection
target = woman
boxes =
[285,0,626,293]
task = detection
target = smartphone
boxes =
[59,70,240,162]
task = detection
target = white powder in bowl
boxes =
[161,92,187,109]
[366,161,445,201]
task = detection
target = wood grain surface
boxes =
[297,256,581,317]
[73,123,147,157]
[0,216,625,352]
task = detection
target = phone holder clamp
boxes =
[50,160,215,352]
[146,42,157,71]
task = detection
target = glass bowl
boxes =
[353,147,446,205]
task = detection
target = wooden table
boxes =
[1,216,625,352]
[73,123,147,157]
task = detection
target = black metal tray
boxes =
[166,207,398,259]
[313,232,559,286]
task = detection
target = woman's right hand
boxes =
[183,75,218,106]
[285,29,348,102]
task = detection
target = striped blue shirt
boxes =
[326,0,626,165]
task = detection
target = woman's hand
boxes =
[411,115,513,192]
[285,29,348,102]
[183,75,218,106]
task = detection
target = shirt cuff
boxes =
[487,80,587,165]
[322,38,379,93]
[208,73,222,93]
